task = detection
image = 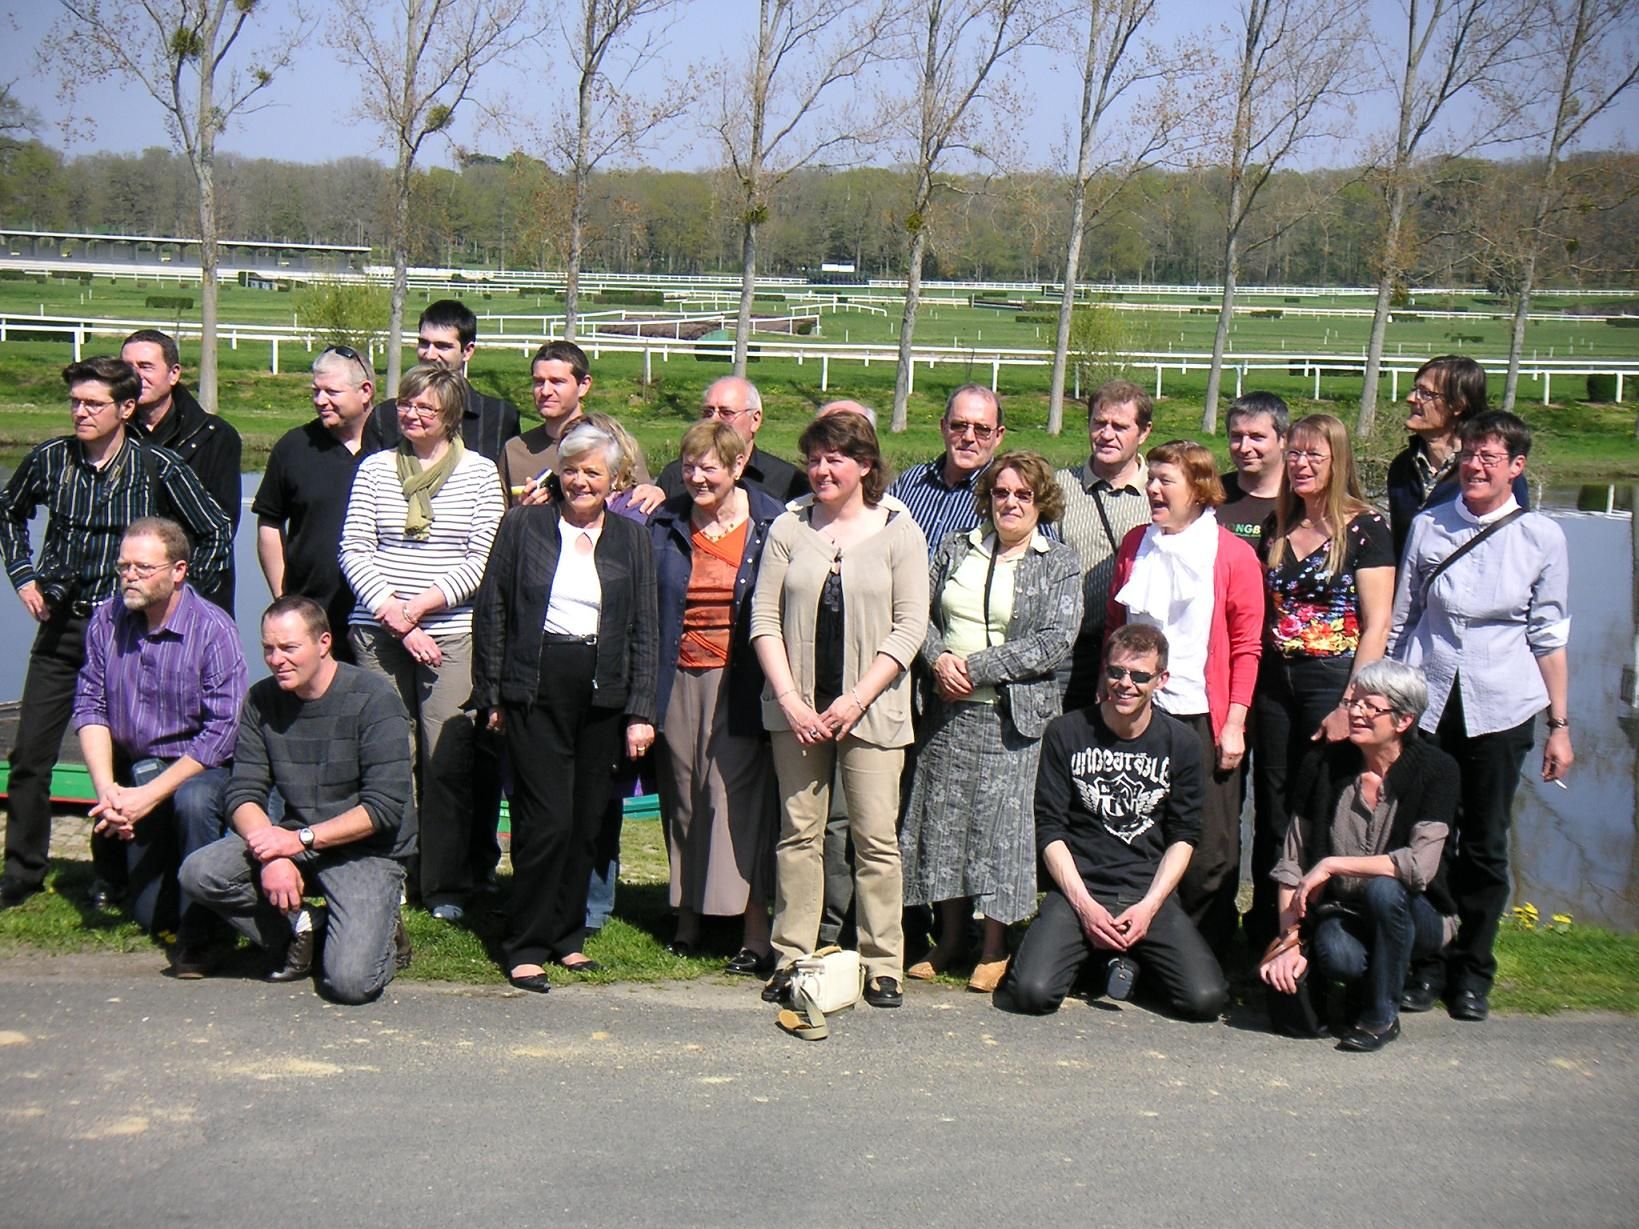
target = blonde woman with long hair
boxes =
[1247,413,1395,954]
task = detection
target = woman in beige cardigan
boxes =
[751,411,929,1009]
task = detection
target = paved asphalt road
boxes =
[1,952,1635,1229]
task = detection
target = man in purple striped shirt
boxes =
[72,518,247,959]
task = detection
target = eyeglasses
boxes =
[1408,386,1445,403]
[323,345,372,380]
[700,406,749,421]
[1285,449,1330,465]
[990,485,1034,504]
[69,397,117,413]
[399,399,443,419]
[1105,664,1157,686]
[115,560,172,579]
[945,419,997,441]
[1456,448,1512,469]
[1344,695,1396,718]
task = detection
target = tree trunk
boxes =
[387,154,412,397]
[1357,183,1409,437]
[1202,225,1239,434]
[193,6,221,413]
[890,223,927,432]
[1048,189,1089,436]
[734,211,757,377]
[1502,250,1537,412]
[565,170,586,342]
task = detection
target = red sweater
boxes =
[1107,523,1265,742]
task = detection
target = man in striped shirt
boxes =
[72,518,246,959]
[1054,379,1154,710]
[0,357,231,910]
[888,384,1006,559]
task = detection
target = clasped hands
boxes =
[89,782,162,841]
[244,826,307,913]
[1070,891,1158,952]
[781,691,866,747]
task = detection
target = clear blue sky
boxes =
[2,1,1630,174]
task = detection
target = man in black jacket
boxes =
[369,298,521,461]
[656,376,809,503]
[121,329,241,613]
[997,623,1229,1021]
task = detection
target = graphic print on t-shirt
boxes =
[1068,743,1172,845]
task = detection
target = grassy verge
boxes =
[1,824,1634,1010]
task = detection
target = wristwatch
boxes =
[1546,717,1570,730]
[298,826,316,851]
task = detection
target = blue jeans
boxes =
[180,832,406,1005]
[1310,877,1445,1030]
[124,766,231,942]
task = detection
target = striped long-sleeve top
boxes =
[338,448,504,639]
[0,433,232,606]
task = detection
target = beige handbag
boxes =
[776,946,863,1041]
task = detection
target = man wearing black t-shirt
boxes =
[253,348,383,661]
[998,624,1229,1020]
[1219,391,1288,551]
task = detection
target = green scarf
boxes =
[396,437,464,540]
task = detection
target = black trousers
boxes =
[998,888,1229,1021]
[501,642,623,967]
[4,609,88,889]
[1435,688,1535,995]
[1172,711,1245,957]
[1247,653,1354,951]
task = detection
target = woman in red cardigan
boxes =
[1107,439,1264,957]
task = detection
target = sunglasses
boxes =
[323,344,372,380]
[1105,664,1157,686]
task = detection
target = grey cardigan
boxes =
[919,527,1084,739]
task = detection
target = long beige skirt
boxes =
[657,666,777,916]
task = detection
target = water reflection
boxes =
[0,473,1633,931]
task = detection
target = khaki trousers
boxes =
[769,731,904,981]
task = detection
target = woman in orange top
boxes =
[649,421,788,974]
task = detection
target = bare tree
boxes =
[1353,0,1528,437]
[0,79,34,145]
[1200,0,1365,434]
[716,0,900,376]
[889,0,1045,432]
[1498,0,1638,413]
[335,0,532,395]
[1046,0,1200,435]
[546,0,691,341]
[51,0,305,412]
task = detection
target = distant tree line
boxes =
[3,141,1634,294]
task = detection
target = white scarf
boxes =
[1115,508,1219,714]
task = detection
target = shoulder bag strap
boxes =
[1089,482,1121,555]
[1419,506,1527,601]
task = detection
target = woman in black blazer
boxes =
[471,420,659,992]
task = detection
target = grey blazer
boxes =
[919,528,1084,739]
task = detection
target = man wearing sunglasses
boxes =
[72,518,246,969]
[120,329,242,614]
[996,623,1229,1022]
[889,385,1005,560]
[253,346,385,662]
[370,299,521,461]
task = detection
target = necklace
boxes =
[693,494,747,542]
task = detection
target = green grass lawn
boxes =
[1,823,1634,1011]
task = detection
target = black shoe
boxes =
[761,967,795,1003]
[508,971,551,994]
[394,917,413,971]
[0,878,42,910]
[725,947,776,978]
[1337,1017,1402,1052]
[665,938,698,958]
[1105,956,1139,1002]
[170,942,226,980]
[1399,978,1440,1013]
[1448,989,1489,1022]
[863,976,903,1009]
[266,925,315,982]
[557,957,602,974]
[87,878,121,911]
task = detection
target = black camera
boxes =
[36,576,79,612]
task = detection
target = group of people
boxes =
[0,300,1572,1048]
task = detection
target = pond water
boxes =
[1,474,1635,932]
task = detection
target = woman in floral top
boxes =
[1247,413,1395,954]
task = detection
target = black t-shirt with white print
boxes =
[1034,704,1204,899]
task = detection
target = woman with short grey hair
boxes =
[1259,661,1458,1052]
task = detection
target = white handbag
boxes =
[777,946,863,1041]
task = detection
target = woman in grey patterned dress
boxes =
[901,452,1083,992]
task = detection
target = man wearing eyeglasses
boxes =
[0,357,232,911]
[657,376,809,503]
[120,329,242,614]
[253,347,385,662]
[71,518,246,970]
[888,385,1005,560]
[370,299,521,461]
[997,622,1228,1021]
